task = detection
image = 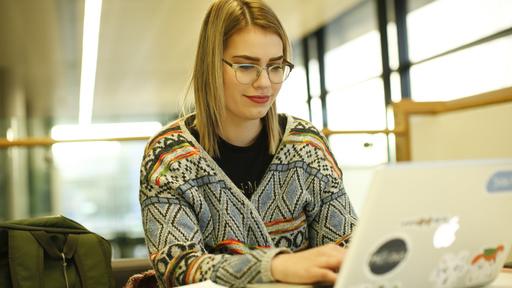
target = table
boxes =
[246,269,512,288]
[179,269,512,288]
[489,269,512,288]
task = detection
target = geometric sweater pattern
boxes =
[139,113,358,287]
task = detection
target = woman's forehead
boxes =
[224,26,283,59]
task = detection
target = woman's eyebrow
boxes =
[269,55,285,61]
[232,55,284,62]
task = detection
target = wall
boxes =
[409,102,512,161]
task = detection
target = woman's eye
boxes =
[238,65,257,71]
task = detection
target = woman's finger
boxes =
[271,244,346,284]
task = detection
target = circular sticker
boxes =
[368,238,408,276]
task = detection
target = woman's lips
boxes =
[245,95,270,104]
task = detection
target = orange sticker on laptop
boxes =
[466,244,506,285]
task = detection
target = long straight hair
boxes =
[188,0,292,157]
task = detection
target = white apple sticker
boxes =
[433,216,460,249]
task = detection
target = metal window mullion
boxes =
[394,0,411,99]
[377,0,393,162]
[377,0,392,107]
[315,28,328,128]
[303,37,313,123]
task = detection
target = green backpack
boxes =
[0,215,115,288]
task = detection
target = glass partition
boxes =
[0,115,169,258]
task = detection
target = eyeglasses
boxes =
[222,59,294,84]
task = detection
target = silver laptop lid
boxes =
[336,158,512,288]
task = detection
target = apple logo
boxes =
[433,216,460,248]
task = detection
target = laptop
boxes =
[335,158,512,288]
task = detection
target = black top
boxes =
[186,115,286,199]
[214,127,273,198]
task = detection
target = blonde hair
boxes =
[188,0,292,157]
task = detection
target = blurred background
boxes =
[1,0,511,258]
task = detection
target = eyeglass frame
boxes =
[222,58,294,84]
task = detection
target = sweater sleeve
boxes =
[141,194,289,287]
[289,119,358,248]
[307,186,358,248]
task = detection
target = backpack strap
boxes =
[8,230,44,288]
[73,233,115,288]
[30,231,79,260]
[30,231,114,288]
[30,231,80,288]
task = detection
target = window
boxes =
[410,35,512,101]
[407,0,512,63]
[308,0,390,213]
[277,42,310,120]
[407,0,512,101]
[326,78,387,131]
[325,31,382,92]
[51,141,145,237]
[0,118,165,258]
[297,0,512,212]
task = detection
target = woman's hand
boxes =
[270,243,346,284]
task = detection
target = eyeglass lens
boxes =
[235,65,292,84]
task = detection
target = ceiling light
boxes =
[79,0,103,125]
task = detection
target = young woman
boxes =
[139,0,358,287]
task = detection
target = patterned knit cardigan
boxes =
[139,113,358,288]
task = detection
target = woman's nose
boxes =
[252,68,272,88]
